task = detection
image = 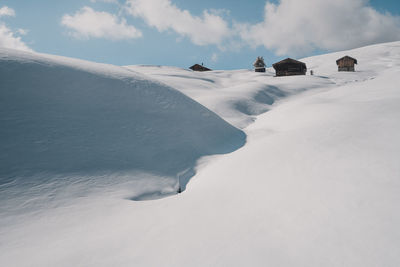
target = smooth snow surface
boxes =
[1,42,400,266]
[0,48,245,200]
[124,65,328,128]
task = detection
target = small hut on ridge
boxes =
[272,58,307,76]
[253,56,266,72]
[336,56,357,72]
[189,63,211,72]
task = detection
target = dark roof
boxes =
[189,64,211,71]
[272,58,306,68]
[336,56,358,65]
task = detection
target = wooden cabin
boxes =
[253,56,266,72]
[189,63,211,72]
[336,56,357,72]
[272,58,307,76]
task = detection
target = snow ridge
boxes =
[0,47,245,199]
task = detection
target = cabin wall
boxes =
[255,68,266,73]
[337,59,356,72]
[338,66,355,72]
[337,59,355,67]
[276,70,306,76]
[274,64,306,76]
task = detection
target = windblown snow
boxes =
[1,41,400,266]
[0,48,245,199]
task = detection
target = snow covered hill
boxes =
[0,48,245,198]
[125,65,333,129]
[1,41,400,267]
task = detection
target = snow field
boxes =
[1,41,400,266]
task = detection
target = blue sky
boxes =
[1,0,400,69]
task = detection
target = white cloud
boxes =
[238,0,400,56]
[0,6,15,17]
[0,6,31,51]
[0,24,32,51]
[61,6,142,40]
[17,28,28,35]
[125,0,400,54]
[125,0,232,47]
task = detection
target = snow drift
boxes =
[0,48,245,193]
[125,65,332,129]
[1,41,400,267]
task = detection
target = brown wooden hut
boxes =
[272,58,307,76]
[253,56,266,72]
[189,63,211,72]
[336,56,357,72]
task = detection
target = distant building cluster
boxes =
[189,55,357,76]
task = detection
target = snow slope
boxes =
[125,65,333,129]
[1,41,400,266]
[0,48,245,202]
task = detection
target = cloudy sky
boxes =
[1,0,400,69]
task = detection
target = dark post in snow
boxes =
[177,175,182,194]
